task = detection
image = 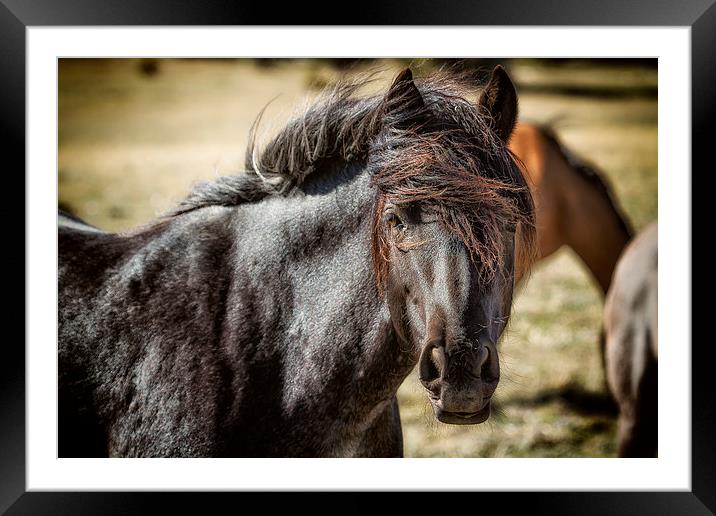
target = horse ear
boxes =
[478,65,518,143]
[384,68,426,127]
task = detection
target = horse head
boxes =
[371,66,535,424]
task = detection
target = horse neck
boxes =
[512,124,632,295]
[240,161,413,416]
[555,156,632,295]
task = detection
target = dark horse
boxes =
[59,66,536,457]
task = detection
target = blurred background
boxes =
[58,58,657,457]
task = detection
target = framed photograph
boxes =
[5,0,708,513]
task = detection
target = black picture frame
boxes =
[3,1,708,514]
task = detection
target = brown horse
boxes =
[603,222,658,457]
[510,122,633,294]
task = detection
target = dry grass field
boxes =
[58,58,657,457]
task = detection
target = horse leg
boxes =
[614,349,657,458]
[354,397,404,457]
[618,411,656,458]
[597,329,619,415]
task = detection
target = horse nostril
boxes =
[481,348,491,380]
[477,345,489,371]
[478,343,499,382]
[431,346,446,377]
[419,342,446,385]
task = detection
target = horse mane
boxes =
[537,124,634,239]
[171,70,537,289]
[171,75,386,215]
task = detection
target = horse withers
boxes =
[58,66,535,457]
[603,222,657,457]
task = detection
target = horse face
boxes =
[383,202,516,424]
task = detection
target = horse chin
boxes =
[432,401,491,425]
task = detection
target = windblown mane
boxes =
[173,70,537,290]
[172,77,386,213]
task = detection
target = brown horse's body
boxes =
[510,123,633,294]
[603,223,658,457]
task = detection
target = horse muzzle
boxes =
[419,339,499,425]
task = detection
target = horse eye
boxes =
[385,213,405,231]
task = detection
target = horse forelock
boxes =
[368,72,536,294]
[369,128,536,293]
[172,70,536,288]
